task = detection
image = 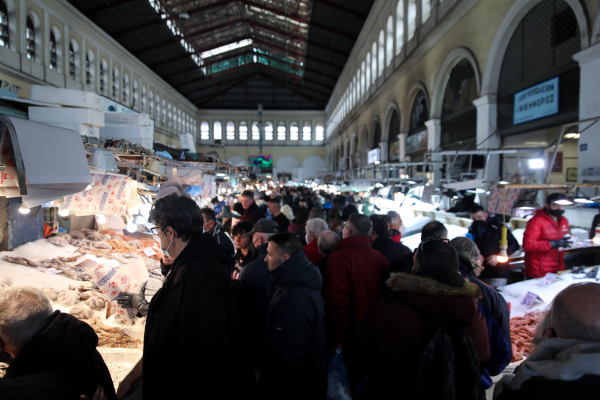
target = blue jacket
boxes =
[458,259,512,390]
[261,251,326,400]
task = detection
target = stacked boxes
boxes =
[100,112,154,149]
[28,85,104,139]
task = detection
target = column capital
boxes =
[573,42,600,66]
[473,95,497,109]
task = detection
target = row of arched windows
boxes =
[329,0,438,136]
[0,0,197,136]
[198,121,325,143]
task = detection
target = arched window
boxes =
[361,61,366,97]
[0,1,9,48]
[315,123,324,141]
[365,53,371,90]
[149,90,154,118]
[122,73,130,105]
[371,121,382,150]
[407,0,417,41]
[167,102,172,126]
[422,0,432,24]
[355,72,360,103]
[99,59,108,95]
[407,90,429,153]
[497,0,580,134]
[161,98,166,123]
[386,16,394,66]
[177,109,181,132]
[290,123,299,140]
[252,122,260,140]
[49,30,58,70]
[141,85,146,112]
[378,30,385,76]
[239,121,248,140]
[132,80,139,110]
[277,122,286,140]
[388,110,401,160]
[200,121,209,140]
[112,67,120,100]
[26,15,35,60]
[265,122,273,140]
[193,120,197,136]
[396,0,405,55]
[303,122,311,140]
[85,50,95,88]
[441,59,478,149]
[352,134,359,167]
[213,121,222,140]
[371,42,377,84]
[69,40,79,81]
[226,121,235,140]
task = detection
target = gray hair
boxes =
[450,237,479,273]
[387,211,401,225]
[0,286,53,352]
[347,214,372,236]
[306,218,327,237]
[318,230,340,256]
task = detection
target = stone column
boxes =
[398,132,408,161]
[474,94,501,208]
[425,118,442,184]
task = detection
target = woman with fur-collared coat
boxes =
[354,239,490,400]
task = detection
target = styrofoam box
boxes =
[99,125,153,140]
[179,133,195,151]
[29,107,105,127]
[29,85,104,111]
[104,112,150,127]
[44,122,100,138]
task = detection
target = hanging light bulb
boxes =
[126,218,137,233]
[96,214,107,225]
[19,202,30,214]
[58,209,70,217]
[497,224,509,263]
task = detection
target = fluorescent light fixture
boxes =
[266,175,272,178]
[498,181,510,185]
[96,214,107,225]
[374,161,380,165]
[216,173,226,177]
[528,159,545,169]
[126,221,137,233]
[554,199,573,205]
[574,198,593,204]
[201,39,253,59]
[19,203,30,214]
[564,132,580,139]
[467,188,486,193]
[58,209,70,217]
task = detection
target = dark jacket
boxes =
[388,250,416,276]
[318,256,329,295]
[590,213,600,239]
[233,248,254,280]
[238,242,271,370]
[0,378,61,400]
[523,209,570,278]
[143,233,246,400]
[288,222,307,246]
[497,375,600,400]
[372,234,412,266]
[354,273,490,400]
[4,311,117,400]
[458,259,512,390]
[243,201,265,224]
[469,215,519,280]
[261,251,327,400]
[324,235,389,351]
[213,227,235,261]
[273,213,290,233]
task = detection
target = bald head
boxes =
[318,230,340,258]
[551,283,600,342]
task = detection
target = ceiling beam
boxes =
[310,21,356,41]
[188,73,257,103]
[266,74,327,107]
[84,0,140,17]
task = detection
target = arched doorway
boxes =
[406,90,429,157]
[441,58,479,149]
[388,110,401,161]
[359,127,368,167]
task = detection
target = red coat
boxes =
[354,273,490,399]
[304,238,323,267]
[523,208,570,278]
[324,235,389,349]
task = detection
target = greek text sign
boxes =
[514,77,559,125]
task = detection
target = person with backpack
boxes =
[354,239,490,400]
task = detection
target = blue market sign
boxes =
[513,77,559,125]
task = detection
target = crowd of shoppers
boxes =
[1,187,598,400]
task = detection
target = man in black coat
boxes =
[238,219,279,373]
[268,198,290,233]
[260,233,326,400]
[201,207,236,261]
[0,286,116,400]
[469,205,519,284]
[240,190,265,223]
[144,193,250,400]
[369,215,411,266]
[389,221,448,275]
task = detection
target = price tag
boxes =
[142,247,157,257]
[520,291,544,309]
[538,273,559,288]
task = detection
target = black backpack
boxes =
[399,297,481,400]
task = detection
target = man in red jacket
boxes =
[523,193,572,279]
[324,213,389,368]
